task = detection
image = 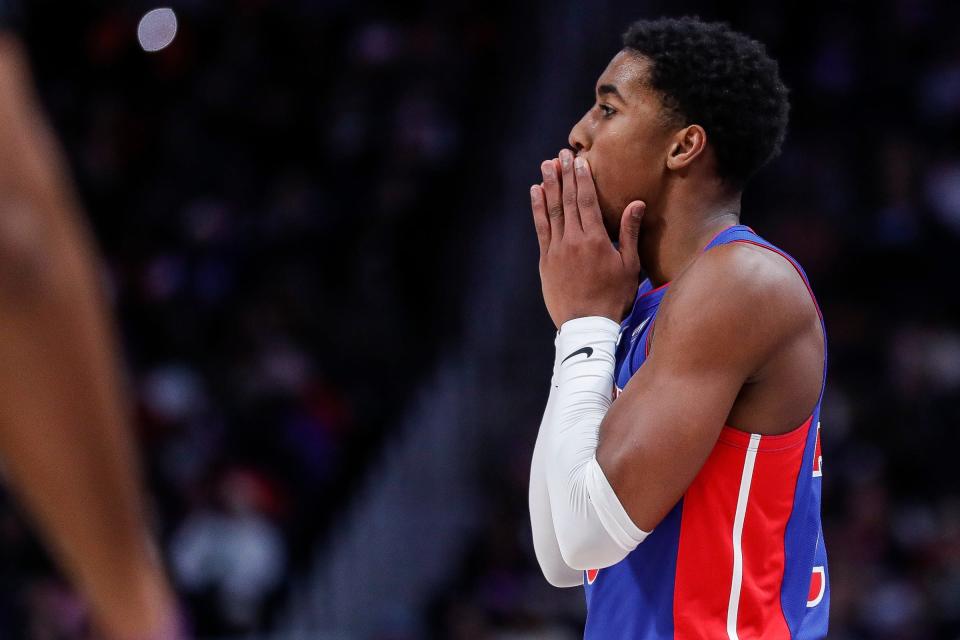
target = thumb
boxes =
[618,200,645,269]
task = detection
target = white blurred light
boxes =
[137,7,178,52]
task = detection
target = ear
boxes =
[665,124,707,171]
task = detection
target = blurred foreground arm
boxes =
[0,34,178,639]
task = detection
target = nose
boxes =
[568,110,591,153]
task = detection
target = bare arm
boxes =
[0,34,177,639]
[596,244,807,531]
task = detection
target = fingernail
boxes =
[561,151,571,169]
[541,162,554,181]
[632,204,644,220]
[574,156,585,173]
[530,185,538,199]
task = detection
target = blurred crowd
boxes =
[0,0,959,638]
[0,1,509,636]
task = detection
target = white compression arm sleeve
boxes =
[529,379,584,588]
[544,316,649,571]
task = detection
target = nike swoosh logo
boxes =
[561,346,593,363]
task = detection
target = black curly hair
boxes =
[622,16,789,188]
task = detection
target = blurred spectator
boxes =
[170,469,286,634]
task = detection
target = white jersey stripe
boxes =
[726,433,762,640]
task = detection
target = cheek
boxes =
[591,138,634,211]
[589,162,626,237]
[601,133,659,197]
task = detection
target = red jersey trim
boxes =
[640,281,670,298]
[717,416,812,452]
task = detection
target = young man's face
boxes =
[568,50,676,239]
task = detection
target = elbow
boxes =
[556,525,642,572]
[530,532,582,588]
[558,538,596,572]
[539,564,581,589]
[557,529,614,572]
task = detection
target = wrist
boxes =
[554,316,620,384]
[559,307,623,325]
[558,315,622,336]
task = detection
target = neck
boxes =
[638,181,742,287]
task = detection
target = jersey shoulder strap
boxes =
[703,224,766,251]
[703,225,815,291]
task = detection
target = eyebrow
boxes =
[597,83,625,102]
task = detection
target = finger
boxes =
[574,156,604,234]
[618,200,646,270]
[530,184,550,255]
[541,159,564,239]
[559,149,581,233]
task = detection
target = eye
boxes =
[598,103,616,118]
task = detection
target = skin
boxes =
[0,34,178,639]
[531,50,824,533]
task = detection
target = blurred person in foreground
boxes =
[0,22,179,640]
[528,17,828,638]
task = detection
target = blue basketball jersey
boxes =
[583,225,829,639]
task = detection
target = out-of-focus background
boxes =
[0,0,958,638]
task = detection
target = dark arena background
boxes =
[1,0,959,638]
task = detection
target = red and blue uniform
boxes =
[584,225,828,639]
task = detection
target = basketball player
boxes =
[528,17,828,638]
[0,17,180,640]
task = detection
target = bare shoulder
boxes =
[675,240,810,316]
[652,239,815,369]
